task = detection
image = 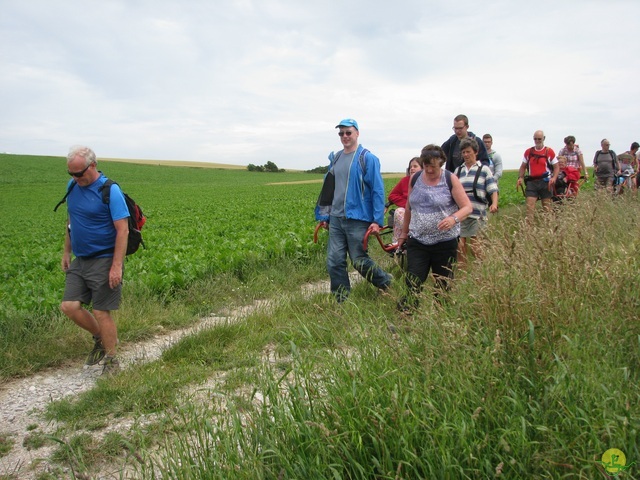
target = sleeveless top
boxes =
[408,170,459,246]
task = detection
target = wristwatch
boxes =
[451,215,459,224]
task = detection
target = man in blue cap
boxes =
[315,118,392,302]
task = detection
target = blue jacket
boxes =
[315,144,386,226]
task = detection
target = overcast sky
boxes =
[2,0,639,172]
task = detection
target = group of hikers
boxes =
[57,121,639,376]
[314,114,640,310]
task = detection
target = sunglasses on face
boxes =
[68,163,92,178]
[338,131,353,137]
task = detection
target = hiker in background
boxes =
[593,139,619,193]
[516,130,559,220]
[553,155,581,200]
[388,157,422,243]
[618,142,639,192]
[314,119,392,303]
[455,138,499,268]
[482,133,503,182]
[59,146,129,376]
[442,114,490,172]
[557,135,588,180]
[396,145,472,312]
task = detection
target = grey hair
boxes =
[460,137,479,153]
[67,145,97,167]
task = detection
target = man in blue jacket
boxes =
[315,119,392,302]
[442,114,490,172]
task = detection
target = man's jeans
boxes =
[327,216,392,301]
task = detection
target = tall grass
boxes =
[126,192,639,479]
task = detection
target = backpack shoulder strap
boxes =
[410,169,452,192]
[444,169,453,192]
[331,150,341,168]
[53,181,77,212]
[358,148,370,175]
[472,164,484,203]
[99,179,115,204]
[410,170,422,188]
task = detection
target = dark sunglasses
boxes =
[338,131,353,137]
[68,163,92,178]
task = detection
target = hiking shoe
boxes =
[101,356,120,376]
[86,336,106,366]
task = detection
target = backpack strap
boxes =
[90,179,123,258]
[472,164,485,204]
[410,170,421,188]
[358,148,370,175]
[526,147,552,178]
[99,179,115,204]
[410,169,452,192]
[455,164,485,204]
[330,148,369,174]
[53,181,77,212]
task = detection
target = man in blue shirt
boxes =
[60,146,129,376]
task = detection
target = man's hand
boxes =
[109,265,123,289]
[61,252,71,271]
[368,223,381,234]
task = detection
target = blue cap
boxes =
[335,118,359,130]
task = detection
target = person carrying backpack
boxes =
[455,137,499,268]
[59,146,129,376]
[593,138,620,194]
[396,145,472,313]
[516,130,559,220]
[314,119,392,303]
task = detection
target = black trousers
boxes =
[405,237,458,294]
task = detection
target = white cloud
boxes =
[1,0,639,172]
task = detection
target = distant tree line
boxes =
[246,162,329,174]
[247,161,285,172]
[305,166,329,174]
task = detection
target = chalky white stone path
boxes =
[0,272,362,479]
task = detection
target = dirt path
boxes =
[0,273,361,479]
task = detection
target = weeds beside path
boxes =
[0,272,362,479]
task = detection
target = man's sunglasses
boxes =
[338,131,353,137]
[68,163,92,178]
